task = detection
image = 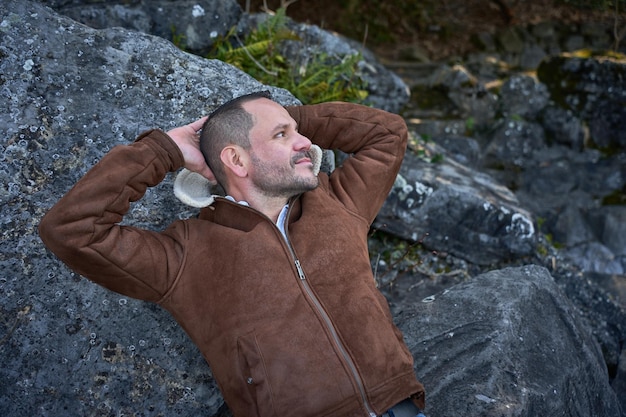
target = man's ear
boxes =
[220,145,249,178]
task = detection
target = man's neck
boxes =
[256,197,289,223]
[227,190,289,223]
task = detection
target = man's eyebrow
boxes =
[271,122,297,133]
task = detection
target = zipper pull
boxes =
[295,260,306,280]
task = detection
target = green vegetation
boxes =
[208,8,368,104]
[170,25,186,50]
[536,217,563,250]
[406,133,444,164]
[368,230,427,280]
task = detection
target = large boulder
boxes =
[40,0,410,113]
[375,141,537,266]
[399,265,622,417]
[537,54,626,149]
[276,17,410,113]
[40,0,243,54]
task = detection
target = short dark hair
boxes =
[200,91,271,189]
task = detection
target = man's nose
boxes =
[294,132,312,150]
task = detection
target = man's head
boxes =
[200,92,268,187]
[200,92,319,200]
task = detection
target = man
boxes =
[39,91,426,417]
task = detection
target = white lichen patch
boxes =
[507,212,535,238]
[22,59,34,71]
[192,4,206,18]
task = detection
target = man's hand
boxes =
[167,116,216,182]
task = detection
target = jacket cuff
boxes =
[135,129,185,171]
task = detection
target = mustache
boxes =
[291,150,312,165]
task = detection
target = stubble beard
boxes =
[250,151,319,199]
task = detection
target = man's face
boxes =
[243,98,319,198]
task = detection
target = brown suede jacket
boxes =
[39,102,425,416]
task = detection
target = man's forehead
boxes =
[244,97,284,112]
[245,98,294,125]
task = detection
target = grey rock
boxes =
[464,51,510,81]
[407,119,468,140]
[579,153,626,195]
[511,144,625,279]
[400,265,622,417]
[485,118,546,168]
[552,205,597,247]
[51,2,154,34]
[540,105,585,150]
[45,0,243,54]
[471,20,625,76]
[499,74,550,120]
[239,13,410,113]
[588,206,626,258]
[431,135,482,167]
[376,143,537,266]
[537,55,626,149]
[519,42,547,70]
[393,20,626,409]
[142,0,241,54]
[286,20,410,113]
[409,64,498,127]
[587,98,626,149]
[520,150,579,196]
[562,243,624,275]
[50,0,410,113]
[556,267,626,384]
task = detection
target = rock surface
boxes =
[41,0,242,54]
[0,1,624,416]
[399,265,621,417]
[376,145,537,266]
[44,0,410,114]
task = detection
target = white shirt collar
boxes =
[226,196,289,239]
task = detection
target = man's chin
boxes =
[299,176,319,193]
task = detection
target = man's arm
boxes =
[38,118,211,301]
[287,102,408,224]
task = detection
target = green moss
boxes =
[406,133,444,164]
[368,230,425,272]
[170,25,186,50]
[536,243,549,257]
[208,8,368,104]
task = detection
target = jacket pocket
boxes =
[237,333,276,417]
[236,329,356,417]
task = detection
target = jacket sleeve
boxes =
[287,102,408,224]
[38,130,188,302]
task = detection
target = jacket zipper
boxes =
[283,206,375,416]
[293,258,376,416]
